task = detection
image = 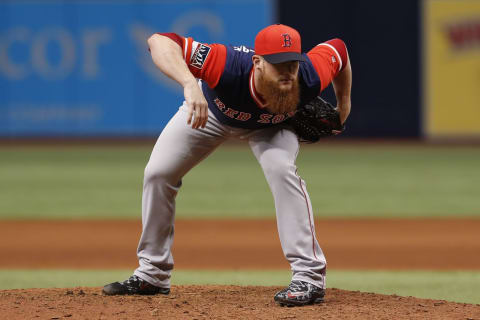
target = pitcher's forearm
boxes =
[332,58,352,123]
[147,33,208,129]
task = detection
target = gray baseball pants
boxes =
[134,102,326,289]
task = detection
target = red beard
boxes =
[258,72,300,115]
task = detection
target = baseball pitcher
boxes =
[103,24,352,307]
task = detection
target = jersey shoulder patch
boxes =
[186,40,226,88]
[190,43,211,69]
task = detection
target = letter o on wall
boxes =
[31,27,76,80]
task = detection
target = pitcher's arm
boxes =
[147,34,208,129]
[332,55,352,124]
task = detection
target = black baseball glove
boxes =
[287,96,345,143]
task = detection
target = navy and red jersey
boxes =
[158,33,348,129]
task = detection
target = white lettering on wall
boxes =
[82,28,112,78]
[0,27,112,81]
[31,27,76,79]
[0,27,30,80]
[2,103,102,122]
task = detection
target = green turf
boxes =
[0,269,479,304]
[0,144,479,219]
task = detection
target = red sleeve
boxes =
[306,38,349,91]
[156,33,226,88]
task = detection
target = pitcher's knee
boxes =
[260,156,296,181]
[143,163,179,187]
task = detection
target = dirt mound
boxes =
[1,286,479,320]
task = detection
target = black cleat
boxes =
[274,280,325,307]
[102,275,170,296]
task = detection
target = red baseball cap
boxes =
[254,24,305,64]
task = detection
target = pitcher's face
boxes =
[259,59,300,91]
[253,56,300,114]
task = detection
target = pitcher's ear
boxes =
[252,55,262,67]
